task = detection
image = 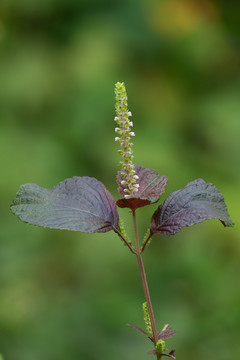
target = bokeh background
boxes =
[0,0,239,359]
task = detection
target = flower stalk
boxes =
[115,82,161,359]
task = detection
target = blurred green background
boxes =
[0,0,239,359]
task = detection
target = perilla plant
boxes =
[11,82,234,359]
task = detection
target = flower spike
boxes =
[114,82,139,198]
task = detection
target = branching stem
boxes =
[140,231,153,253]
[113,227,136,254]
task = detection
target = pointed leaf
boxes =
[169,349,176,357]
[117,165,168,211]
[148,349,176,359]
[11,176,119,233]
[127,324,152,340]
[151,179,234,235]
[158,325,177,340]
[148,349,157,355]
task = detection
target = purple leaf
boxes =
[148,349,157,355]
[127,324,152,340]
[148,349,176,359]
[11,176,119,233]
[151,179,234,235]
[116,198,151,211]
[117,165,168,211]
[158,326,177,340]
[169,349,176,357]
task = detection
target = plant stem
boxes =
[132,210,160,359]
[113,227,136,254]
[140,231,153,253]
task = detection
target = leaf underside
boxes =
[127,324,152,340]
[151,179,234,235]
[117,165,168,210]
[11,176,119,233]
[158,327,177,340]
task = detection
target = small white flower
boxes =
[134,175,139,179]
[135,184,140,188]
[114,83,137,198]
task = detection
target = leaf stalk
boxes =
[140,231,153,253]
[113,227,136,254]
